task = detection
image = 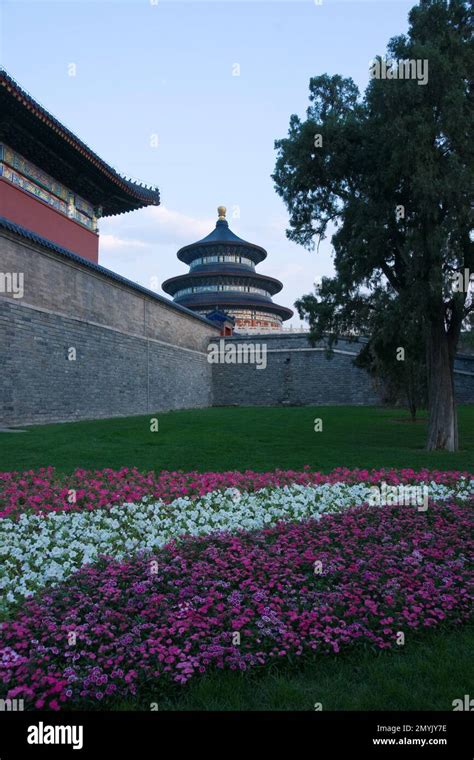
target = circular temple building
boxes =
[162,206,293,331]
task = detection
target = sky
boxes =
[1,0,415,326]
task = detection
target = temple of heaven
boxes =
[162,207,293,331]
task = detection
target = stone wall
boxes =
[454,354,474,404]
[0,228,220,426]
[211,333,474,407]
[211,334,380,406]
[1,226,473,427]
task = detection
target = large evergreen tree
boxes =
[273,0,473,450]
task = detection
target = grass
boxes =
[1,405,473,474]
[1,404,472,711]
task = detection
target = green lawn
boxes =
[1,405,473,474]
[1,405,472,711]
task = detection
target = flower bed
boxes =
[0,466,471,519]
[0,480,472,610]
[1,502,472,710]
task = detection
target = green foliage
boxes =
[354,296,428,419]
[273,0,473,448]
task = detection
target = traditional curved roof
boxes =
[162,269,284,297]
[174,291,294,321]
[0,68,160,216]
[164,207,293,324]
[177,219,267,265]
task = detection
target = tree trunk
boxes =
[406,364,417,422]
[426,318,458,451]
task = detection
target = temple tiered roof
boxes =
[176,213,267,265]
[163,207,293,330]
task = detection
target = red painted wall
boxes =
[0,179,99,263]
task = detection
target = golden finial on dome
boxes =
[217,205,227,220]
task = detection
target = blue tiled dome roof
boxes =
[195,219,248,245]
[163,207,293,329]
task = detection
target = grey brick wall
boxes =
[211,334,380,406]
[0,231,219,426]
[454,354,474,403]
[211,334,474,407]
[0,299,214,426]
[0,231,219,352]
[1,231,472,426]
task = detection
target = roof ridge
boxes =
[0,67,160,205]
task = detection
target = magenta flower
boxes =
[0,500,471,709]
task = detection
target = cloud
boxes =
[147,206,212,242]
[99,205,213,250]
[100,234,150,252]
[98,204,216,297]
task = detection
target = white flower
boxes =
[0,478,471,611]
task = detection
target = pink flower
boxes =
[0,498,471,710]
